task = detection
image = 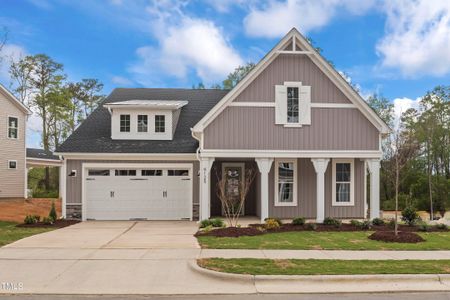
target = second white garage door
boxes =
[84,164,192,220]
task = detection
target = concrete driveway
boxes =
[0,221,255,295]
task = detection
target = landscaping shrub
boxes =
[323,217,342,228]
[202,225,213,233]
[199,219,213,228]
[418,222,430,232]
[388,219,396,229]
[350,220,362,227]
[24,215,39,224]
[401,206,420,226]
[437,223,448,230]
[306,223,317,230]
[360,220,372,230]
[210,218,225,228]
[49,200,57,222]
[372,218,385,226]
[42,216,53,225]
[265,218,280,229]
[292,217,306,226]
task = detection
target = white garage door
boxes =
[84,165,192,220]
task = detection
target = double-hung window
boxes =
[332,159,354,206]
[120,115,130,132]
[8,117,18,139]
[137,115,148,132]
[274,159,297,206]
[155,115,165,133]
[287,87,299,123]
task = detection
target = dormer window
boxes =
[120,115,130,132]
[287,87,299,123]
[137,115,148,132]
[155,115,165,133]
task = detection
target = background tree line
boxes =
[367,87,449,219]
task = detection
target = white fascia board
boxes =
[192,29,298,133]
[0,83,32,115]
[200,149,382,159]
[55,152,197,160]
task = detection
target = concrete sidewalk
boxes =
[199,249,450,260]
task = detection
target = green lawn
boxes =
[198,258,450,275]
[197,231,450,250]
[0,221,55,247]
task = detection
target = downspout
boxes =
[191,128,201,162]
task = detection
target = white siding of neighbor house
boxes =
[0,89,26,198]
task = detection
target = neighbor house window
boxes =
[287,87,299,123]
[332,159,354,206]
[7,117,18,139]
[8,160,17,169]
[274,159,297,206]
[155,115,165,133]
[120,115,130,132]
[137,115,148,132]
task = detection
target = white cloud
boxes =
[393,97,421,123]
[244,0,376,38]
[111,75,133,86]
[376,0,450,77]
[0,43,27,83]
[129,4,243,85]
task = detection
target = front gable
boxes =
[194,28,388,154]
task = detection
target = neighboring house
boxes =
[0,84,62,199]
[0,84,31,198]
[56,28,389,222]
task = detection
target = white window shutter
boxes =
[275,85,287,124]
[299,86,311,125]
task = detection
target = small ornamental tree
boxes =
[216,168,256,227]
[49,200,57,222]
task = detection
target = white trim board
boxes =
[80,162,194,221]
[56,153,197,161]
[192,28,389,134]
[229,102,356,108]
[200,149,382,159]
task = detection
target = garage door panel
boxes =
[85,166,192,220]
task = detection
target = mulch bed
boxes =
[16,219,79,229]
[196,222,448,238]
[196,226,264,238]
[368,231,425,243]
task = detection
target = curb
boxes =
[190,260,450,293]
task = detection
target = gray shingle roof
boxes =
[56,88,229,154]
[26,148,60,160]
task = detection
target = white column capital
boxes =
[366,158,381,174]
[255,158,274,174]
[200,157,215,173]
[311,158,330,174]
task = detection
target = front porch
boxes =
[199,156,381,223]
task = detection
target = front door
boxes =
[221,163,245,216]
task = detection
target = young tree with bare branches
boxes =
[216,168,256,227]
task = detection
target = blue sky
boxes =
[1,0,450,148]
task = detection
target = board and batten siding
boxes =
[269,158,365,219]
[65,159,200,219]
[204,107,379,150]
[0,90,26,198]
[234,54,351,103]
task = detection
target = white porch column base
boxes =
[255,158,274,222]
[199,157,215,221]
[311,158,330,223]
[367,159,381,220]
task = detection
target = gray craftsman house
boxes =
[56,28,389,222]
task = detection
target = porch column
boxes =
[311,158,330,223]
[255,158,273,222]
[367,159,381,220]
[199,157,215,221]
[60,159,67,219]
